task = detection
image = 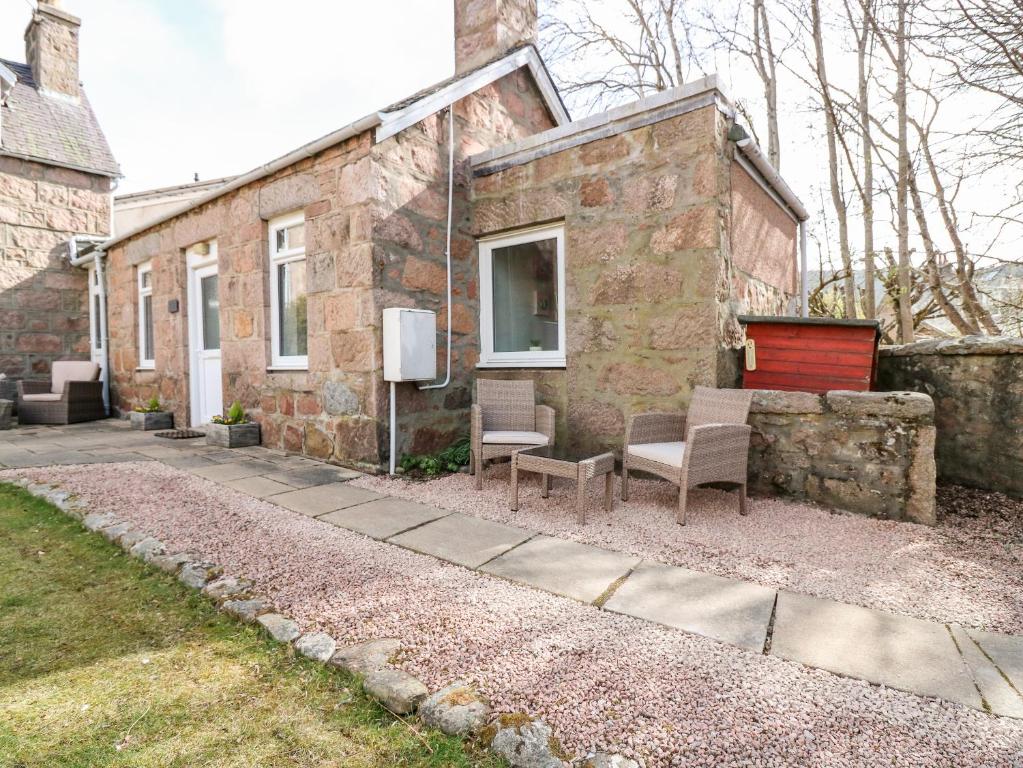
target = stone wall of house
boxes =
[877,336,1023,498]
[726,162,797,317]
[105,132,381,467]
[749,389,936,524]
[465,104,732,455]
[0,155,111,381]
[105,69,554,470]
[375,69,557,460]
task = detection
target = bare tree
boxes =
[810,0,858,318]
[540,0,699,112]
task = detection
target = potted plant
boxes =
[206,400,261,448]
[130,396,173,430]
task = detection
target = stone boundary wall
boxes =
[877,336,1023,498]
[748,389,936,524]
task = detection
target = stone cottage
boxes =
[1,2,118,389]
[97,0,804,471]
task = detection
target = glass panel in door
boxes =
[200,274,220,351]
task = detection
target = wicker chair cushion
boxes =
[22,393,63,402]
[628,441,686,468]
[481,430,549,445]
[51,361,100,394]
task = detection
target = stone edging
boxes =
[8,477,639,768]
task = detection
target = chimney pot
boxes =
[25,2,82,100]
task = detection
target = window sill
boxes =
[266,366,309,372]
[476,359,567,370]
[136,365,155,372]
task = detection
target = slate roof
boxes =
[0,58,119,177]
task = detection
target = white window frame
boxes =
[137,261,155,369]
[268,211,309,370]
[478,223,567,368]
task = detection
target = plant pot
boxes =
[130,411,173,431]
[206,422,261,448]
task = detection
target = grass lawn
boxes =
[0,482,504,768]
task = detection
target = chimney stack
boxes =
[454,0,537,75]
[25,1,81,100]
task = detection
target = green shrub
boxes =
[212,400,247,425]
[398,436,470,476]
[134,396,162,413]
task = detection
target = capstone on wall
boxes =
[877,336,1023,498]
[748,389,936,524]
[0,155,111,380]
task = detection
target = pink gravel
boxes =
[5,462,1022,767]
[352,466,1023,634]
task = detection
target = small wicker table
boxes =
[509,445,615,524]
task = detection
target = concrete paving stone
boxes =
[161,454,217,470]
[204,450,252,463]
[481,535,640,604]
[388,513,533,569]
[190,461,273,483]
[222,475,294,499]
[771,591,983,710]
[604,561,776,651]
[21,442,65,454]
[9,450,101,466]
[267,482,383,517]
[263,464,363,488]
[951,625,1023,719]
[318,497,449,539]
[135,446,185,459]
[966,627,1023,703]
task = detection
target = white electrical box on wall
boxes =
[383,308,437,382]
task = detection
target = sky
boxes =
[1,0,1017,265]
[0,0,455,193]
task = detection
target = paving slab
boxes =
[319,497,449,540]
[481,535,640,604]
[951,625,1023,718]
[267,482,383,517]
[190,461,272,483]
[222,475,295,500]
[771,591,982,710]
[389,513,533,569]
[604,561,776,651]
[967,628,1023,703]
[161,454,217,470]
[263,464,364,488]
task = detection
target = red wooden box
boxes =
[738,316,881,394]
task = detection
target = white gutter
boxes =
[67,235,111,413]
[99,112,383,253]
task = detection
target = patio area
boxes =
[2,418,1023,749]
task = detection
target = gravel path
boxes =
[352,466,1023,634]
[4,462,1022,767]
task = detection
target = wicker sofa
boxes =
[622,386,754,525]
[470,379,555,490]
[17,361,105,425]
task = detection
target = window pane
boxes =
[143,294,154,361]
[491,237,558,353]
[201,274,220,351]
[93,294,102,350]
[285,223,305,249]
[140,271,152,289]
[277,260,307,358]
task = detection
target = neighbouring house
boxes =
[92,0,805,471]
[0,2,118,390]
[113,176,235,236]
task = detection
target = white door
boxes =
[187,246,223,426]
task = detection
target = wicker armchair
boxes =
[470,379,555,490]
[622,386,754,525]
[17,361,105,425]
